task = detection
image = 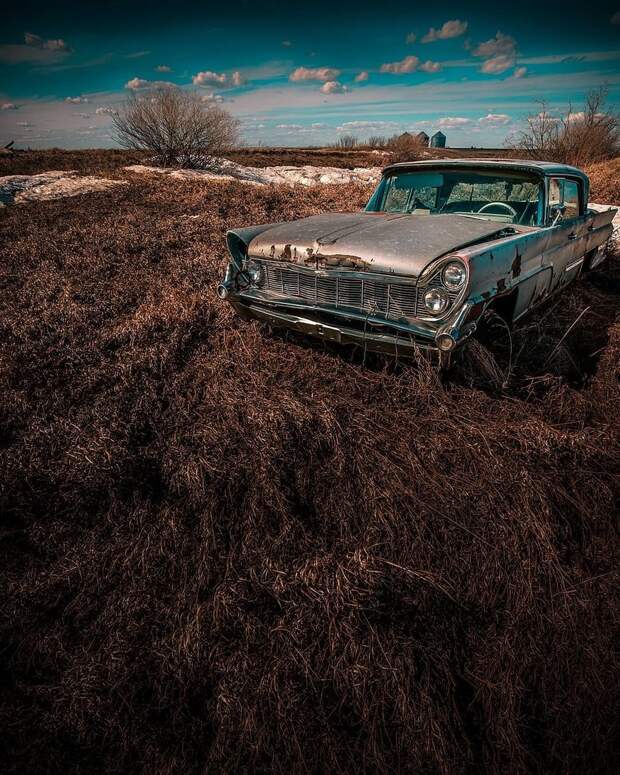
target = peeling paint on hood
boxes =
[247,212,516,276]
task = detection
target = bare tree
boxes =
[113,88,239,167]
[513,87,619,166]
[367,135,387,149]
[335,134,358,150]
[386,133,427,163]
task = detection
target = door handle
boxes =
[568,232,577,240]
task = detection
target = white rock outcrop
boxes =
[124,159,382,187]
[0,170,127,204]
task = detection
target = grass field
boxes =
[1,151,619,774]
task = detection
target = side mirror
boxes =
[549,203,566,226]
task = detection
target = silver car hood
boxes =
[247,212,512,276]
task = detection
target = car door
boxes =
[546,177,590,293]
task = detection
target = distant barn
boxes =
[415,131,430,146]
[430,130,446,148]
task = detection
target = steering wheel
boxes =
[477,201,517,217]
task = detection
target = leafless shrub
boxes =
[386,132,427,163]
[367,135,387,149]
[513,87,619,166]
[334,134,358,149]
[113,87,239,167]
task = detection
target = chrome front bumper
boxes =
[231,298,432,355]
[220,284,477,358]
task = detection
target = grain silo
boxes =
[430,130,446,148]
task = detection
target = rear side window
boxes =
[562,180,580,219]
[549,178,581,221]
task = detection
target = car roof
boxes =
[383,158,588,182]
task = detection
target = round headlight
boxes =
[245,259,264,287]
[436,333,456,352]
[424,288,450,315]
[442,261,467,290]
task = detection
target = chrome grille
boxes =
[257,260,417,320]
[254,260,461,321]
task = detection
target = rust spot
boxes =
[511,252,522,279]
[280,244,292,261]
[481,291,491,300]
[269,245,276,258]
[310,253,370,269]
[497,278,506,293]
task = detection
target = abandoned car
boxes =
[218,160,616,360]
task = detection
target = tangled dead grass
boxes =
[0,172,619,774]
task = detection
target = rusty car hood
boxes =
[247,212,513,276]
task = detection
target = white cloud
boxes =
[125,77,176,90]
[513,66,528,79]
[192,70,227,86]
[419,60,442,73]
[155,65,172,72]
[191,70,245,87]
[17,121,31,127]
[565,110,605,123]
[478,113,511,125]
[354,71,369,82]
[337,120,400,131]
[311,122,328,128]
[276,123,303,129]
[406,32,417,44]
[472,32,517,59]
[421,20,468,43]
[0,32,72,64]
[289,66,341,82]
[1,102,18,110]
[320,80,347,94]
[201,93,224,104]
[126,51,150,59]
[95,106,118,116]
[437,116,471,128]
[380,55,419,74]
[24,32,71,53]
[380,56,441,74]
[481,55,516,74]
[65,96,88,104]
[472,32,517,74]
[282,40,292,47]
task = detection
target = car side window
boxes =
[549,179,561,208]
[549,178,581,222]
[562,180,580,219]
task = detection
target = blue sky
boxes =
[1,0,619,148]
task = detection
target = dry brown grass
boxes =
[0,148,384,176]
[0,173,619,774]
[584,157,620,204]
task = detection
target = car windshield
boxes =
[366,168,543,225]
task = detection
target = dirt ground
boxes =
[0,156,619,774]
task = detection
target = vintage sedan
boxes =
[217,160,616,362]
